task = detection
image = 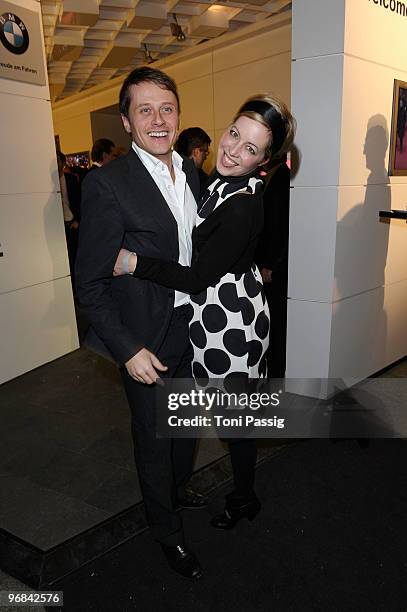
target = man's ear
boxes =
[191,147,200,161]
[121,114,131,134]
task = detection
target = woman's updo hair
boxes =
[234,94,296,167]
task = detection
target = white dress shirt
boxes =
[132,141,197,307]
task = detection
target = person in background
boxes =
[57,150,81,280]
[111,145,128,158]
[255,154,291,378]
[89,138,116,170]
[175,127,211,196]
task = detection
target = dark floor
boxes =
[1,354,406,609]
[0,348,227,549]
[49,437,407,612]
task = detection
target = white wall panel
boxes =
[0,278,79,385]
[384,213,407,288]
[213,25,291,73]
[383,279,407,365]
[291,55,343,188]
[178,75,214,136]
[213,52,291,131]
[0,193,69,294]
[334,185,407,301]
[166,54,212,85]
[345,0,407,70]
[90,112,130,151]
[0,75,50,102]
[0,93,59,195]
[329,281,407,380]
[288,186,338,302]
[289,0,407,392]
[292,0,345,60]
[286,299,332,378]
[0,0,78,384]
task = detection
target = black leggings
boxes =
[228,438,257,496]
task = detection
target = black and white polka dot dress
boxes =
[135,170,270,381]
[189,174,269,381]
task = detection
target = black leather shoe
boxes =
[160,544,203,580]
[176,489,208,510]
[211,492,261,530]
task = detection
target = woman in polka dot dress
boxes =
[115,94,296,529]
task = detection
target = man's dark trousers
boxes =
[121,305,195,546]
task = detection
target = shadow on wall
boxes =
[330,114,391,378]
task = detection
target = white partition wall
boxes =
[288,0,407,383]
[0,0,78,384]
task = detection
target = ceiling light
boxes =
[143,44,154,64]
[170,14,186,42]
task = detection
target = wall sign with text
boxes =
[0,0,46,86]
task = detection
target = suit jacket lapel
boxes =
[182,156,200,202]
[125,149,179,244]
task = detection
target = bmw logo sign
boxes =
[0,13,29,55]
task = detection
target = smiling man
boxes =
[75,67,204,580]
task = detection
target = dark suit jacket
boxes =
[75,148,199,365]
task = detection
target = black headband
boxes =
[239,100,287,155]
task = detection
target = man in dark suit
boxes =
[174,127,211,196]
[75,67,203,580]
[56,150,81,284]
[89,138,116,171]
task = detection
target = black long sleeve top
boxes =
[134,189,264,295]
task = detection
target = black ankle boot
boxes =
[211,491,261,530]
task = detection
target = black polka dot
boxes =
[193,361,209,385]
[185,303,194,323]
[218,283,240,312]
[255,311,269,340]
[204,349,231,375]
[238,297,255,325]
[247,340,263,367]
[191,288,207,306]
[202,304,228,333]
[243,271,261,298]
[223,329,248,357]
[190,321,207,349]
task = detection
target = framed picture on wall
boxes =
[389,79,407,176]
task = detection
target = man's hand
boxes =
[113,248,137,276]
[125,348,168,384]
[261,267,272,283]
[70,220,79,230]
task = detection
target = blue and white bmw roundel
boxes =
[0,13,29,55]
